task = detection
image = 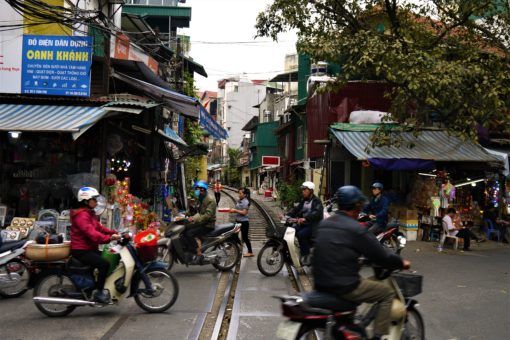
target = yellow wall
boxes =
[24,0,71,36]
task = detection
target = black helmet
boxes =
[371,182,384,190]
[334,186,368,211]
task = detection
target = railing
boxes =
[124,0,179,6]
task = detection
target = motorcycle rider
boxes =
[313,186,410,340]
[70,187,120,304]
[183,180,217,260]
[363,182,390,234]
[287,181,324,266]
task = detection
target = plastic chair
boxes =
[483,218,501,242]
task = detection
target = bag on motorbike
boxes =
[134,229,158,263]
[101,246,120,276]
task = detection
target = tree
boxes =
[256,0,510,146]
[226,148,242,187]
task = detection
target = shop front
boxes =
[329,123,503,241]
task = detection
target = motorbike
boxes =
[0,238,32,298]
[275,239,425,340]
[358,214,406,255]
[31,233,179,317]
[157,221,242,271]
[257,217,307,276]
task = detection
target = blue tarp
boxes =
[199,106,228,140]
[368,158,436,171]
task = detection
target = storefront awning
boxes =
[0,104,108,140]
[158,127,187,148]
[330,125,501,170]
[113,71,200,118]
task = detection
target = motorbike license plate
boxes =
[276,320,301,339]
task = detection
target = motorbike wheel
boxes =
[134,268,179,313]
[296,324,324,339]
[257,244,284,276]
[33,273,77,317]
[401,307,425,340]
[0,260,30,298]
[212,240,241,272]
[157,245,175,270]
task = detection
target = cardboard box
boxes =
[400,210,418,220]
[404,229,417,241]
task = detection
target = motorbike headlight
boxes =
[397,235,407,248]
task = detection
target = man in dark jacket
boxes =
[287,181,323,266]
[363,182,390,234]
[313,185,410,340]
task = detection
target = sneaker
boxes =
[93,289,111,304]
[243,253,254,257]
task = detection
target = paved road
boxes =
[404,241,510,340]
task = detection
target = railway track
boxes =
[197,187,310,339]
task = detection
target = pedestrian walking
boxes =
[230,187,253,257]
[214,180,222,205]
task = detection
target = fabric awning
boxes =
[0,104,107,140]
[330,126,501,170]
[158,127,187,148]
[113,71,200,118]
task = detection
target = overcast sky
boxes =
[180,0,297,92]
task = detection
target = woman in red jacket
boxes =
[71,187,120,303]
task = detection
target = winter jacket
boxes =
[70,208,116,251]
[189,194,217,229]
[313,212,404,294]
[363,195,389,228]
[288,195,324,234]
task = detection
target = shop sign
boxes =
[199,107,228,140]
[262,156,280,166]
[21,35,93,97]
[110,33,158,74]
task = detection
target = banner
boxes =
[21,35,93,97]
[199,106,228,140]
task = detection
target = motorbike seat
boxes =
[303,291,359,313]
[0,240,26,253]
[206,223,235,237]
[67,256,91,272]
[165,224,186,237]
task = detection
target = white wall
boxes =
[223,78,266,149]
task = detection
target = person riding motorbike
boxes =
[312,185,411,340]
[182,180,217,261]
[363,182,390,234]
[286,181,323,266]
[70,187,120,304]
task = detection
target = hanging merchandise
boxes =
[431,196,441,217]
[115,178,157,231]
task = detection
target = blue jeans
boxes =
[295,224,312,256]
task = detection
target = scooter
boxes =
[257,217,306,276]
[157,221,242,271]
[31,233,179,317]
[275,239,425,340]
[0,238,32,298]
[359,214,406,254]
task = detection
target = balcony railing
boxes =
[125,0,179,6]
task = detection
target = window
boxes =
[296,126,303,149]
[250,133,255,143]
[233,85,239,92]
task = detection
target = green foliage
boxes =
[256,0,510,146]
[277,180,302,210]
[182,118,205,195]
[226,148,242,187]
[183,71,199,99]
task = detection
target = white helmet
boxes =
[77,187,100,202]
[301,181,315,191]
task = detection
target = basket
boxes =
[392,272,423,297]
[102,247,120,275]
[137,244,158,264]
[265,224,287,238]
[25,241,71,261]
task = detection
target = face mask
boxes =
[194,190,201,198]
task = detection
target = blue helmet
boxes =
[371,182,384,189]
[194,180,209,191]
[334,186,368,211]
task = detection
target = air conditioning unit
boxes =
[310,61,328,76]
